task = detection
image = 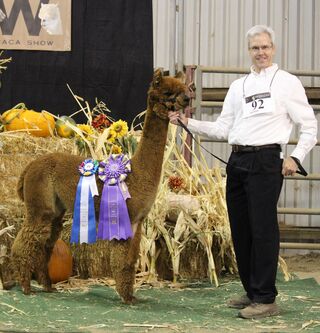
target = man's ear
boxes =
[153,68,163,87]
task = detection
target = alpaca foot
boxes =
[22,286,31,295]
[2,280,16,290]
[43,285,57,293]
[122,295,137,305]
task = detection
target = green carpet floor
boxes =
[0,275,319,333]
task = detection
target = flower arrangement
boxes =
[75,114,137,158]
[0,80,140,159]
[58,94,140,160]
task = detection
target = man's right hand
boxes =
[168,111,188,126]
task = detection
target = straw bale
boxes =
[156,236,210,280]
[0,132,78,155]
[0,132,78,280]
[0,127,238,285]
[72,241,112,278]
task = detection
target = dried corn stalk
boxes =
[141,124,237,285]
[0,51,11,74]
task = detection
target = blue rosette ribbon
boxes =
[97,154,132,240]
[71,159,99,244]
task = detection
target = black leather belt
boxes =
[232,144,281,153]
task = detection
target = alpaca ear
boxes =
[153,68,163,87]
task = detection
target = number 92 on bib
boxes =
[242,92,275,118]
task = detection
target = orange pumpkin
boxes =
[48,239,73,284]
[1,103,55,137]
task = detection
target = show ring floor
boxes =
[0,270,319,333]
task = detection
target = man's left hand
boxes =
[282,156,298,176]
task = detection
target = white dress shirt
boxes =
[188,64,318,162]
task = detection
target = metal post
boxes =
[177,0,184,73]
[169,0,176,76]
[183,65,197,166]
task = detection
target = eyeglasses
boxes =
[249,45,273,53]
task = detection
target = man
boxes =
[168,25,318,319]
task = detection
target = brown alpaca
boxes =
[11,69,189,303]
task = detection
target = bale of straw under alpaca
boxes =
[0,133,77,283]
[59,124,238,285]
[0,131,237,286]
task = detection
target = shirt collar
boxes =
[250,63,278,76]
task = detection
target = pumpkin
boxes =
[1,103,55,137]
[55,115,77,138]
[48,239,73,284]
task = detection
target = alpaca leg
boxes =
[37,249,55,292]
[1,259,16,290]
[10,237,34,295]
[110,240,136,304]
[19,266,32,295]
[46,214,65,261]
[114,264,136,304]
[40,215,65,292]
[0,270,15,290]
[21,211,55,292]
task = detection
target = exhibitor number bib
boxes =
[242,92,275,118]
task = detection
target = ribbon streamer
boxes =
[71,159,99,244]
[97,154,132,240]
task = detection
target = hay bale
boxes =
[61,222,112,278]
[0,132,78,280]
[156,237,210,281]
[0,130,237,285]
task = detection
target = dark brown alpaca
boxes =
[11,69,189,303]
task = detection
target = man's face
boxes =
[248,32,275,72]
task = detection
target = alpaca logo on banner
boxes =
[0,0,71,51]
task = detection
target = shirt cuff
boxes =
[187,118,202,134]
[290,148,306,164]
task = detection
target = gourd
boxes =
[55,115,77,138]
[48,239,73,284]
[1,103,55,137]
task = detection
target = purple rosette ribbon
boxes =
[71,159,99,244]
[97,154,132,240]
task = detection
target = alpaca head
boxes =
[148,69,190,120]
[38,3,63,35]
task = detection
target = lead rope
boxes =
[177,119,249,172]
[177,119,307,176]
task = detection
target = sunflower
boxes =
[109,119,128,138]
[76,124,94,140]
[107,129,117,143]
[111,144,122,154]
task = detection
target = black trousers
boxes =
[226,148,283,304]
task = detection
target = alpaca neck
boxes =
[132,104,169,174]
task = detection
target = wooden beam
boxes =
[280,226,320,242]
[202,87,320,102]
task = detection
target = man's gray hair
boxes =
[246,25,275,46]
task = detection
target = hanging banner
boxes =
[0,0,71,51]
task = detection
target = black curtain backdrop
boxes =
[0,0,153,125]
